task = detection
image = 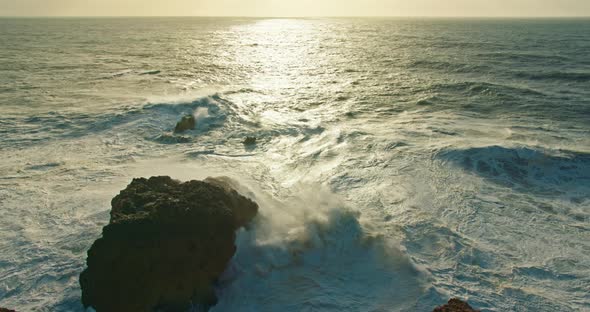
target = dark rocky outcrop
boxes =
[80,176,258,312]
[174,114,196,133]
[0,308,16,312]
[433,298,478,312]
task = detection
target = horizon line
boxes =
[1,15,590,19]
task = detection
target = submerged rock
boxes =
[433,298,478,312]
[243,136,256,145]
[174,114,196,133]
[80,176,258,312]
[154,133,192,144]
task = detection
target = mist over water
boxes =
[0,17,589,311]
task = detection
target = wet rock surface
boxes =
[79,176,258,312]
[173,114,196,133]
[433,298,478,312]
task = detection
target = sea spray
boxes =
[210,182,435,311]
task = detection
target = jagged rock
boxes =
[0,308,16,312]
[80,176,258,312]
[174,114,196,133]
[433,298,478,312]
[243,136,256,145]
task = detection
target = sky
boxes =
[1,0,590,17]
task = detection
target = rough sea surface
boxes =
[0,17,589,311]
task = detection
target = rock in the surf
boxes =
[173,114,196,133]
[243,136,256,145]
[154,133,192,144]
[433,298,478,312]
[79,176,258,312]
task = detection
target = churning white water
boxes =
[0,17,589,311]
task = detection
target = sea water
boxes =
[0,17,589,311]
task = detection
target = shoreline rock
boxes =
[80,176,258,312]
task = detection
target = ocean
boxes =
[0,17,589,311]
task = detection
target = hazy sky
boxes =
[1,0,590,17]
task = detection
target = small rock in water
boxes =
[433,298,478,312]
[174,114,196,133]
[154,133,191,144]
[243,136,257,145]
